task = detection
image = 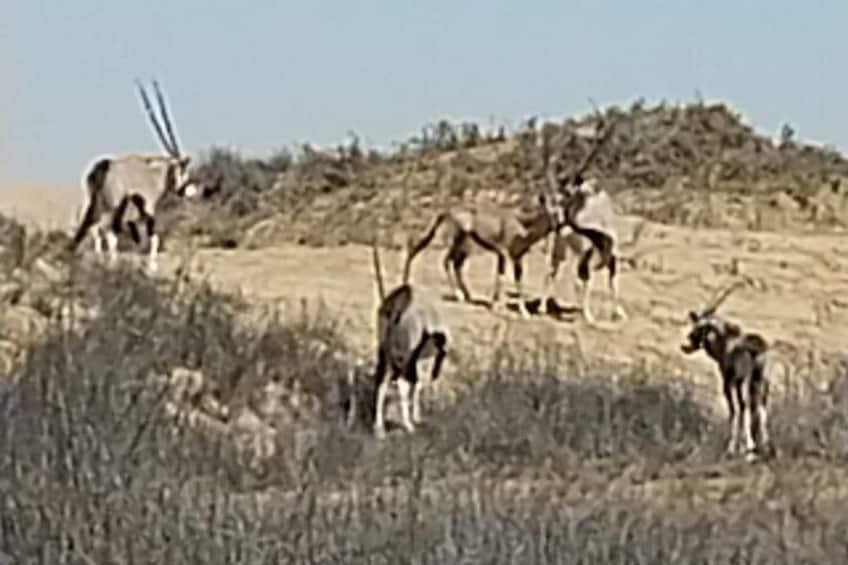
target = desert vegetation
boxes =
[3,96,848,563]
[158,99,848,251]
[0,211,847,563]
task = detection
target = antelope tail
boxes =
[402,212,451,283]
[371,239,386,303]
[69,158,111,251]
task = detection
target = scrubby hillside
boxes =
[160,99,848,251]
[3,217,848,563]
[3,96,848,562]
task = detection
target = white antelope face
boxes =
[173,156,200,198]
[144,154,201,198]
[681,312,724,355]
[136,79,201,198]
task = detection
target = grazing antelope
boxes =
[402,190,567,318]
[68,79,201,272]
[371,239,450,439]
[681,280,772,460]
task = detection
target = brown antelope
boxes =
[681,280,772,461]
[402,192,567,318]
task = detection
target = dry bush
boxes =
[2,262,848,563]
[166,100,848,250]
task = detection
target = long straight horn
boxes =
[136,79,176,156]
[371,238,387,302]
[564,101,618,188]
[703,279,744,316]
[545,149,559,193]
[152,79,182,157]
[571,122,615,185]
[540,122,562,194]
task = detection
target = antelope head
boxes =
[681,280,745,355]
[135,78,201,198]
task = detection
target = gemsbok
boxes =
[69,79,202,272]
[681,279,772,461]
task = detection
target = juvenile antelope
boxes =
[681,280,772,460]
[371,240,450,439]
[68,79,202,272]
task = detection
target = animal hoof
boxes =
[744,450,759,463]
[612,307,628,322]
[374,427,387,440]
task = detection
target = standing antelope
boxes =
[535,104,628,325]
[402,191,567,318]
[371,239,450,439]
[681,280,772,461]
[68,79,201,272]
[543,173,627,325]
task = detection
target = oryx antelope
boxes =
[543,173,627,324]
[681,280,772,460]
[402,191,567,318]
[371,239,450,439]
[539,105,627,325]
[68,79,201,272]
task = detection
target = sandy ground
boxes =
[3,182,846,410]
[157,216,848,410]
[0,183,79,230]
[4,181,848,512]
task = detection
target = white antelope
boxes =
[68,79,201,272]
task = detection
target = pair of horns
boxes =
[544,102,619,195]
[135,78,182,158]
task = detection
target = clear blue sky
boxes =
[3,0,846,186]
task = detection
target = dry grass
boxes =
[2,97,848,562]
[2,244,848,563]
[152,99,848,251]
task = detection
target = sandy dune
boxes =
[0,183,79,231]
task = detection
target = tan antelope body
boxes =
[371,242,450,439]
[402,193,567,317]
[69,80,201,272]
